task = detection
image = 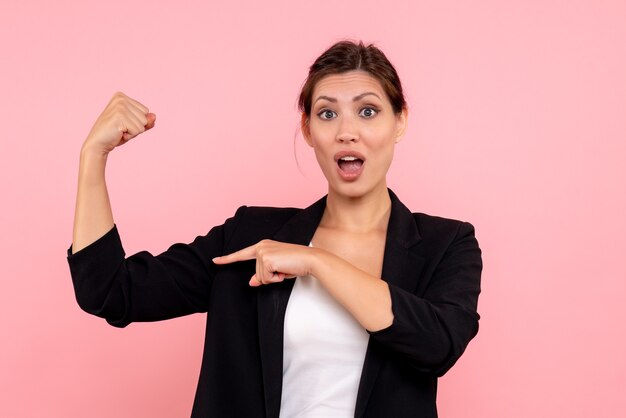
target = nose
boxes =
[336,115,359,143]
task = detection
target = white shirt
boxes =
[279,266,370,417]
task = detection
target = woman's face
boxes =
[303,70,407,199]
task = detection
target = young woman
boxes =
[68,40,482,418]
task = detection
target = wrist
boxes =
[308,247,333,278]
[80,144,109,162]
[78,145,110,184]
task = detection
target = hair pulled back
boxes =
[298,40,407,119]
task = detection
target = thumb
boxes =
[145,113,157,130]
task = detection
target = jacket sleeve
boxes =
[66,206,247,328]
[367,221,482,377]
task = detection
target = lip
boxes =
[334,150,366,162]
[334,150,365,181]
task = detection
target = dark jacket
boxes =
[67,189,482,417]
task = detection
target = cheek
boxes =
[363,117,396,138]
[308,127,336,155]
[312,146,332,172]
[363,125,397,152]
[365,133,397,170]
[373,147,395,171]
[308,122,334,143]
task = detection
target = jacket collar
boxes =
[257,188,424,418]
[269,188,421,248]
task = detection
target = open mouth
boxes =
[335,152,366,180]
[337,156,364,173]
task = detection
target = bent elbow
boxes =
[72,268,131,328]
[430,316,479,377]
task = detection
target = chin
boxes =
[329,179,386,200]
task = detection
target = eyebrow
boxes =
[313,92,382,105]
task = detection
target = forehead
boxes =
[312,71,386,100]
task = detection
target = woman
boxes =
[68,40,482,417]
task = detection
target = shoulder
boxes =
[222,204,303,248]
[410,212,480,265]
[412,212,476,238]
[389,189,477,244]
[232,204,302,225]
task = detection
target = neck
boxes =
[321,184,392,233]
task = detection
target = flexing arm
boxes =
[69,93,229,326]
[72,92,155,253]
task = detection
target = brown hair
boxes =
[298,40,407,120]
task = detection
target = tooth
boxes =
[341,156,357,161]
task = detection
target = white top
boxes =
[279,259,370,417]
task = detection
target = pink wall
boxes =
[1,0,625,416]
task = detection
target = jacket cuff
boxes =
[67,225,126,280]
[366,282,399,336]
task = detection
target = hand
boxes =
[82,92,156,155]
[212,240,315,287]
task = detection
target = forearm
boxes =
[310,249,393,332]
[71,147,114,253]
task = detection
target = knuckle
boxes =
[111,102,125,114]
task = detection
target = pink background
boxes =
[1,1,625,417]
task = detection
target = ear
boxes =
[394,107,408,143]
[301,113,313,147]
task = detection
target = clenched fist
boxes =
[82,92,156,155]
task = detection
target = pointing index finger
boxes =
[212,244,257,264]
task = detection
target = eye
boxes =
[359,107,378,118]
[317,109,337,120]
